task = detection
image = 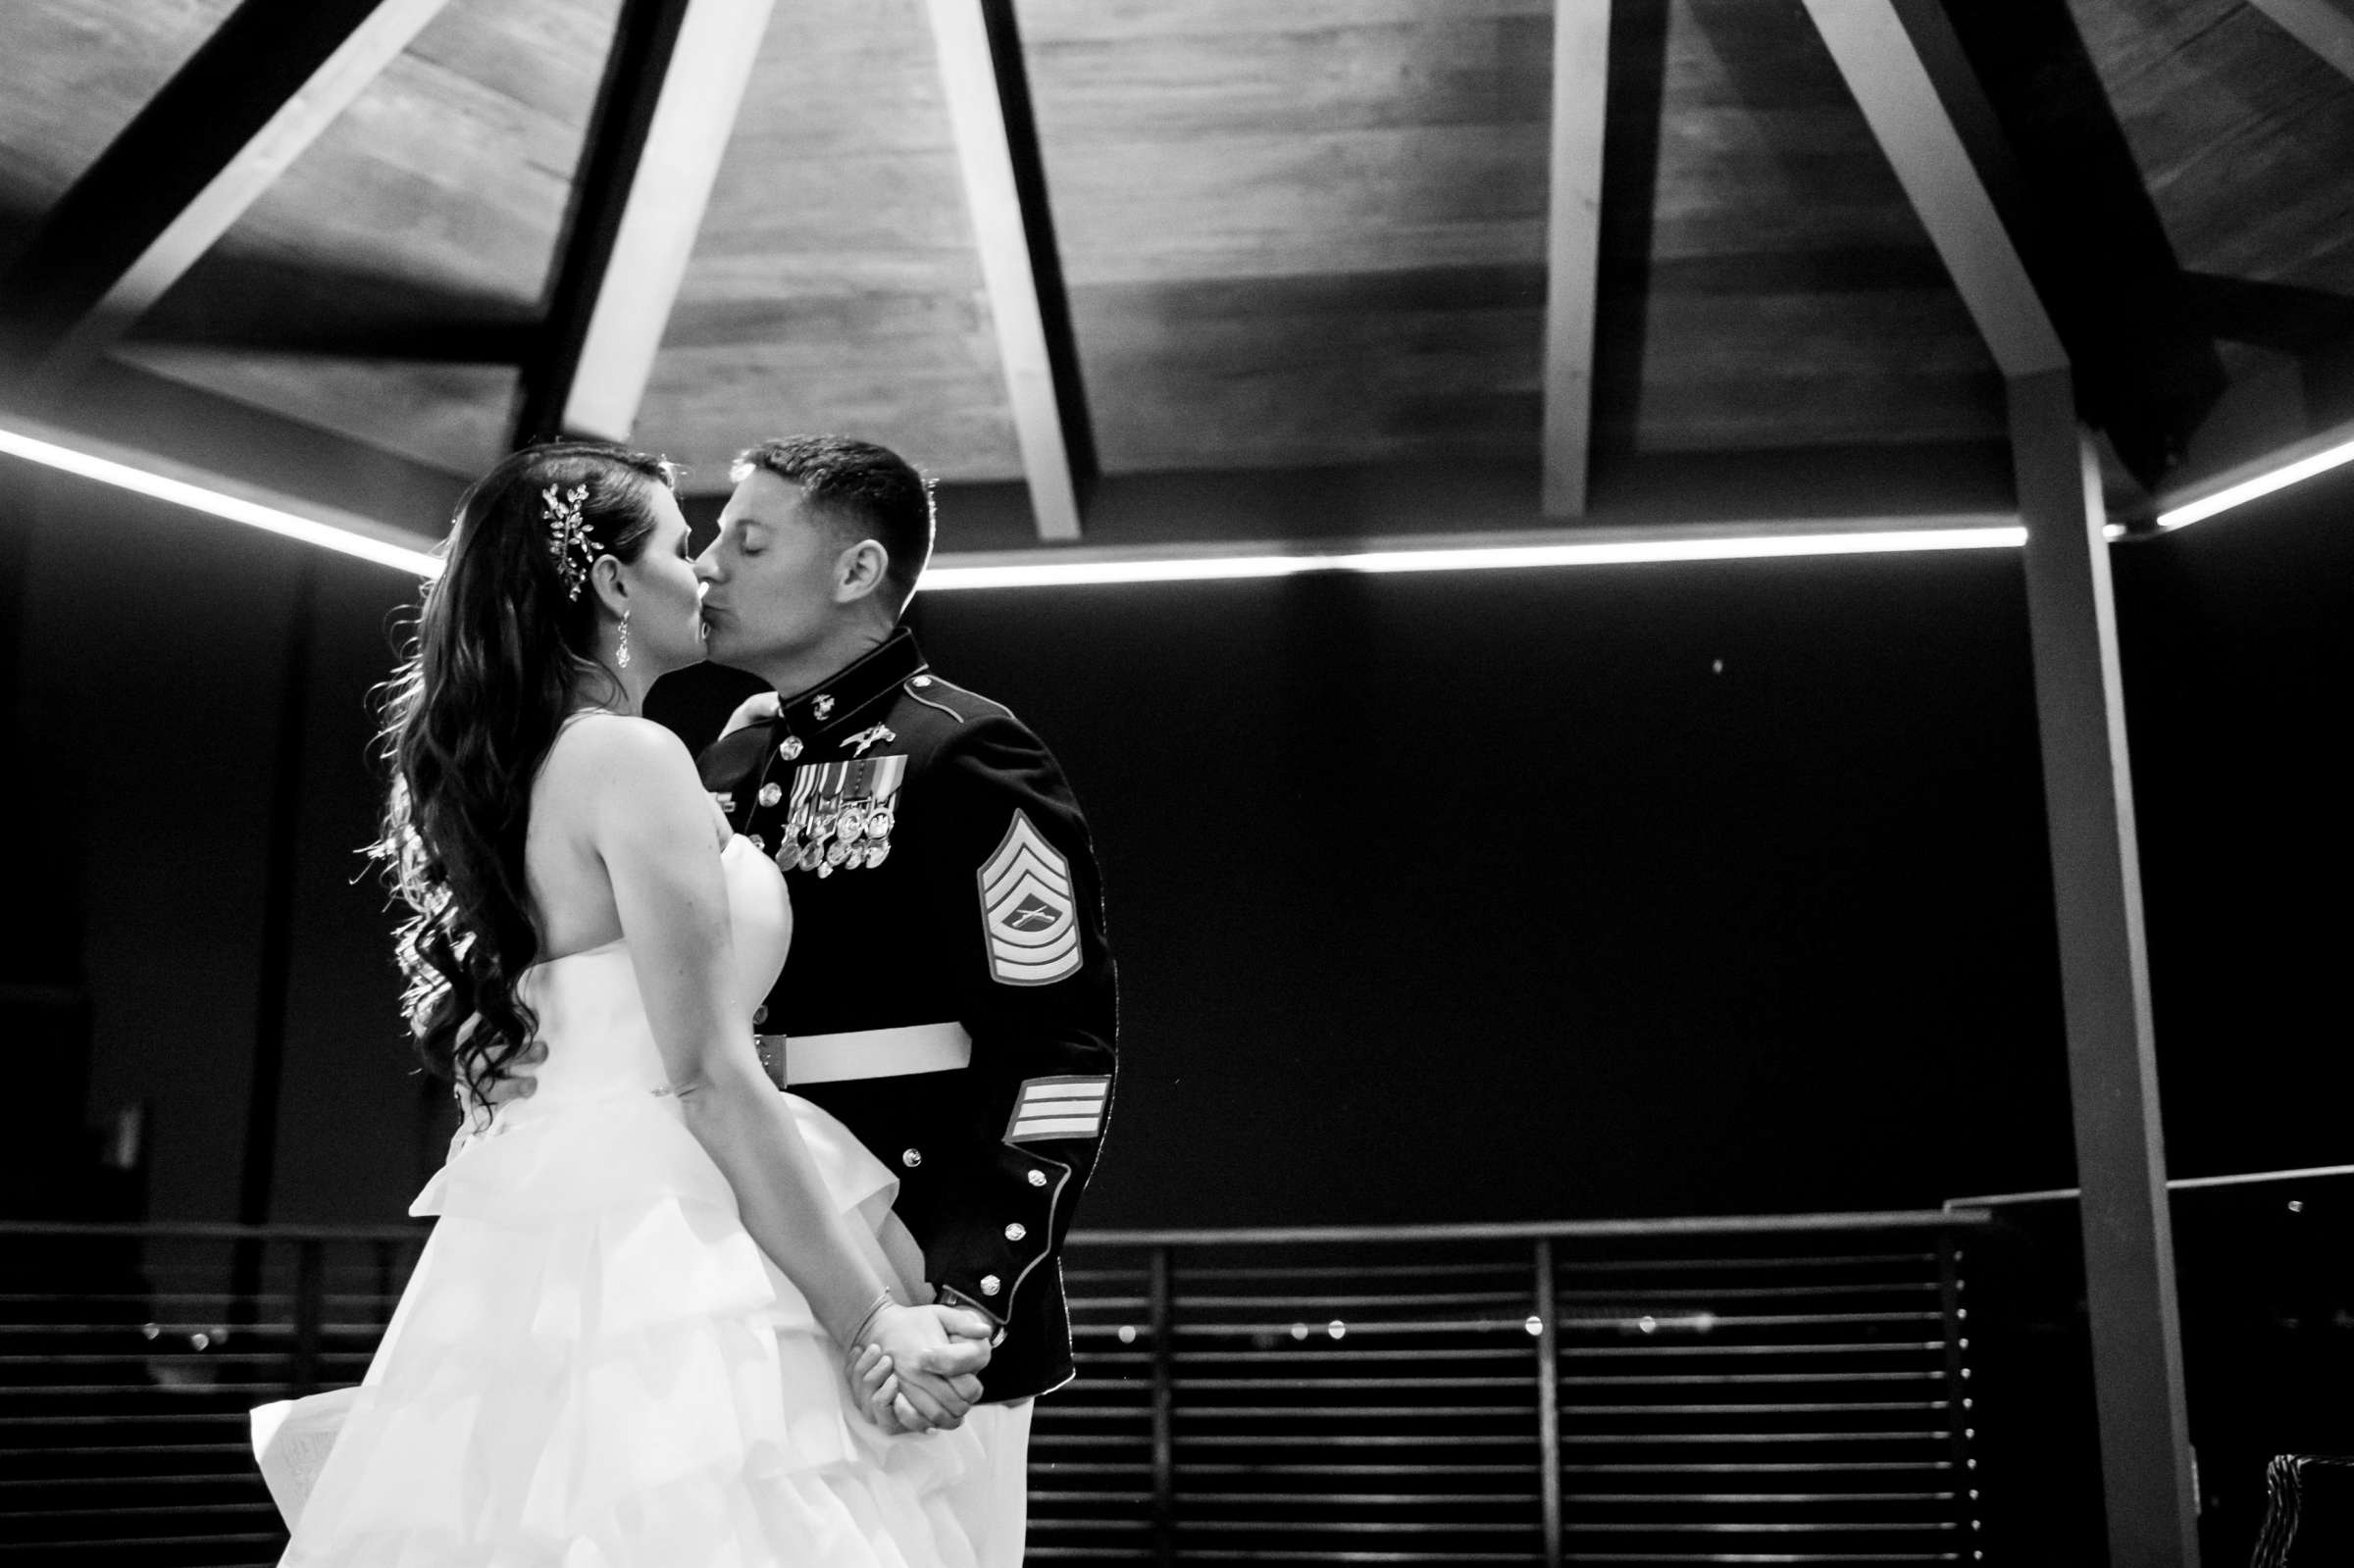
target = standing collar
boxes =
[776,626,928,741]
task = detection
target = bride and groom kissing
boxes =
[263,434,1116,1567]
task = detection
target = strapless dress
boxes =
[274,835,979,1567]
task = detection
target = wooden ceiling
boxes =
[1,0,2350,552]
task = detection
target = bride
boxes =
[277,440,993,1565]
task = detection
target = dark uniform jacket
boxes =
[696,627,1117,1402]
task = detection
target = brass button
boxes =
[779,736,804,760]
[980,1275,1001,1296]
[757,783,783,807]
[901,1148,923,1169]
[1025,1169,1049,1189]
[1004,1223,1027,1241]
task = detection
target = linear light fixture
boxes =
[0,419,442,576]
[2156,429,2354,531]
[923,523,2028,591]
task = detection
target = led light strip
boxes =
[2156,430,2354,531]
[922,524,2028,590]
[0,420,442,577]
[7,411,2345,588]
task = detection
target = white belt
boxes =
[758,1022,972,1086]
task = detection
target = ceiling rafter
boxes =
[515,0,779,448]
[1541,0,1612,518]
[1797,7,2201,1568]
[0,0,455,384]
[2246,0,2354,84]
[924,0,1094,542]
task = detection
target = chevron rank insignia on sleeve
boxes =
[977,809,1082,986]
[1004,1075,1110,1143]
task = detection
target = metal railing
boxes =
[1,1210,1991,1565]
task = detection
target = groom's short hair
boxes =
[731,435,935,615]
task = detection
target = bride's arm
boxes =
[578,719,988,1416]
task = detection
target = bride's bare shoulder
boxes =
[540,714,701,811]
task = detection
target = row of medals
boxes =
[750,782,896,877]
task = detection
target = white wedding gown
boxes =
[276,835,981,1567]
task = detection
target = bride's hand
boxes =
[863,1303,993,1431]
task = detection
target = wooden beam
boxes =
[516,0,779,446]
[1542,0,1612,518]
[2247,0,2354,84]
[0,0,454,381]
[1802,3,2200,1563]
[924,0,1092,541]
[1798,0,2066,379]
[2009,370,2200,1568]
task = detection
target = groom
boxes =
[698,435,1116,1560]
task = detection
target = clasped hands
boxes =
[847,1299,997,1435]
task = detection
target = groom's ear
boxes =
[834,539,892,605]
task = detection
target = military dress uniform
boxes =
[697,627,1116,1559]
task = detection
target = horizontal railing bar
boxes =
[0,1222,423,1241]
[1162,1292,1532,1311]
[0,1474,268,1490]
[1559,1402,1949,1415]
[1169,1405,1535,1420]
[1552,1284,1939,1303]
[1561,1372,1942,1388]
[1562,1342,1948,1359]
[1166,1348,1529,1365]
[0,1443,254,1459]
[1175,1377,1532,1391]
[1564,1521,1958,1534]
[1567,1492,1959,1504]
[1560,1312,1945,1330]
[1180,1521,1539,1536]
[1561,1462,1955,1474]
[1170,1435,1535,1449]
[1179,1464,1542,1478]
[1944,1160,2354,1209]
[1066,1213,1988,1247]
[1559,1254,1939,1275]
[1172,1491,1542,1507]
[0,1413,251,1428]
[0,1537,285,1552]
[1559,1432,1949,1445]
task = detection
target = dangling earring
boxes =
[617,607,632,669]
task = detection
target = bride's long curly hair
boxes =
[371,441,678,1102]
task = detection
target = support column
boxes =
[2010,367,2199,1568]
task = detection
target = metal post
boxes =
[1936,1234,1977,1549]
[292,1238,325,1395]
[1150,1244,1176,1568]
[2011,367,2199,1568]
[1535,1238,1562,1568]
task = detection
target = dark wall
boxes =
[4,459,2347,1228]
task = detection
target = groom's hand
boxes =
[865,1303,994,1431]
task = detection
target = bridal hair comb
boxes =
[542,482,594,601]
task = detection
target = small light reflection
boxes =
[1637,1315,1657,1335]
[140,1324,160,1340]
[1290,1323,1309,1341]
[1116,1325,1137,1344]
[1326,1320,1347,1340]
[1523,1315,1544,1337]
[189,1333,212,1351]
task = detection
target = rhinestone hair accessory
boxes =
[541,482,593,601]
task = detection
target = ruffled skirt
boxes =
[275,1092,982,1568]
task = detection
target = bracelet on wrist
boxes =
[841,1289,896,1349]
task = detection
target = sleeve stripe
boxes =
[1021,1085,1107,1104]
[1009,1114,1103,1139]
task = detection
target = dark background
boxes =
[2,462,2346,1229]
